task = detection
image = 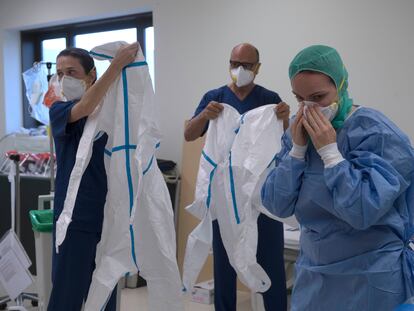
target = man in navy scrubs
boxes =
[184,43,289,311]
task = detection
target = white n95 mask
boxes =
[303,101,338,122]
[61,75,87,101]
[230,66,255,88]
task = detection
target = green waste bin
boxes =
[29,209,53,311]
[30,209,53,232]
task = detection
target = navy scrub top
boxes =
[50,101,108,232]
[193,85,282,133]
[194,85,282,115]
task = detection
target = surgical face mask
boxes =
[303,101,339,122]
[230,66,255,88]
[60,75,87,101]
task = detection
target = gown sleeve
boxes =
[261,128,306,218]
[323,117,414,229]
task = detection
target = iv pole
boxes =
[45,62,55,194]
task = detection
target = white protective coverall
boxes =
[55,41,184,311]
[183,104,297,293]
[183,104,240,292]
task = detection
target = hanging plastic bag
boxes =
[44,73,64,108]
[22,64,50,125]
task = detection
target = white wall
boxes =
[1,0,414,166]
[2,30,22,134]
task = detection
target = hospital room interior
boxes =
[0,0,413,310]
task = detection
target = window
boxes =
[75,28,137,79]
[21,13,153,128]
[41,38,66,75]
[145,27,155,89]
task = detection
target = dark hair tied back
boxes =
[57,47,94,74]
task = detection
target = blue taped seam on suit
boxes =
[122,67,138,269]
[143,156,154,176]
[122,69,134,215]
[104,145,137,157]
[228,152,240,224]
[143,143,161,175]
[88,50,147,70]
[202,150,217,167]
[202,151,217,209]
[112,144,137,152]
[126,61,148,68]
[129,224,138,267]
[89,51,114,59]
[206,168,216,209]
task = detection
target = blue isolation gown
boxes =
[262,107,414,311]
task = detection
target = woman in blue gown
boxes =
[261,45,414,311]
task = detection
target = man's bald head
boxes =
[231,43,260,63]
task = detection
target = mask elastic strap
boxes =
[252,63,260,74]
[337,71,346,93]
[87,66,97,84]
[336,66,346,101]
[88,66,96,75]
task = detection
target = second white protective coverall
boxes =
[183,104,240,292]
[183,104,296,293]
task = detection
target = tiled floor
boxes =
[3,287,252,310]
[121,287,252,311]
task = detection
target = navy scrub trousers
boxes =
[212,214,287,311]
[47,228,117,310]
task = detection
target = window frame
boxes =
[20,12,152,128]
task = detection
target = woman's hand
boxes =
[111,42,140,70]
[302,105,336,149]
[291,104,308,146]
[69,42,140,123]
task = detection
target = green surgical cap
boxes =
[289,45,353,128]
